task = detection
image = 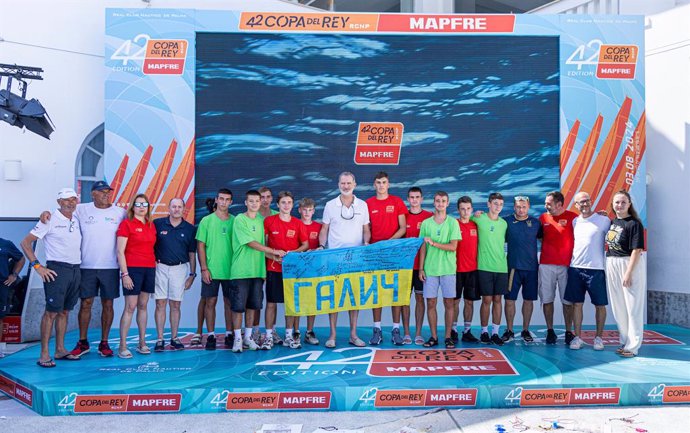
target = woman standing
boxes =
[605,190,646,358]
[116,194,157,358]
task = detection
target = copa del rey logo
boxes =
[354,122,404,165]
[143,39,188,75]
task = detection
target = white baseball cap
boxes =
[57,188,78,200]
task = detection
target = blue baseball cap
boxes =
[91,181,112,192]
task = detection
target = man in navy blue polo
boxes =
[153,198,197,352]
[502,196,542,343]
[0,238,25,358]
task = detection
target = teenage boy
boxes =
[455,196,480,343]
[298,198,322,345]
[405,187,433,345]
[418,191,461,349]
[263,191,308,350]
[366,172,407,345]
[229,190,286,353]
[472,193,508,346]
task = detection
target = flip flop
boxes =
[136,345,151,355]
[55,353,80,361]
[348,337,366,347]
[37,359,56,368]
[402,335,413,345]
[414,336,425,345]
[620,350,636,358]
[325,339,336,349]
[118,349,133,359]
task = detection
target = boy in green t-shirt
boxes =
[229,190,286,353]
[418,191,461,349]
[471,192,508,346]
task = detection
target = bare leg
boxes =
[155,299,167,340]
[119,295,138,348]
[443,298,454,339]
[426,298,438,339]
[204,296,218,333]
[414,293,425,337]
[101,298,115,341]
[504,299,516,331]
[136,292,150,346]
[522,300,534,330]
[77,297,94,340]
[169,300,181,339]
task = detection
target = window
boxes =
[75,123,104,203]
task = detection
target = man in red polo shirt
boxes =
[366,172,407,346]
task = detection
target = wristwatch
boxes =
[30,260,41,269]
[189,272,197,277]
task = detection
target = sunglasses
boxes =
[514,195,530,202]
[133,202,150,208]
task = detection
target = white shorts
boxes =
[154,263,189,301]
[538,264,571,305]
[423,275,456,299]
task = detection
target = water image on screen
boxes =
[195,33,559,218]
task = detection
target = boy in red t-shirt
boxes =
[455,196,480,343]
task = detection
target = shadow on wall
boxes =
[646,120,690,326]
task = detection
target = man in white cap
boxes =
[21,188,83,367]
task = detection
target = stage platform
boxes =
[1,324,689,416]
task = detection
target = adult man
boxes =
[153,198,197,352]
[21,188,83,367]
[472,193,508,346]
[539,191,577,344]
[41,181,126,358]
[405,187,433,345]
[0,238,24,358]
[230,190,285,353]
[319,172,370,348]
[455,196,480,343]
[565,192,610,350]
[196,189,234,350]
[503,196,542,343]
[366,172,407,345]
[418,191,461,348]
[263,191,308,349]
[298,198,322,345]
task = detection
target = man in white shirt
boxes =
[21,188,83,367]
[564,191,611,351]
[318,172,371,348]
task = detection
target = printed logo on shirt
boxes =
[386,205,395,213]
[287,230,296,238]
[84,216,97,225]
[222,228,227,234]
[526,220,532,227]
[136,228,143,232]
[489,225,495,232]
[558,219,568,226]
[160,231,168,235]
[272,231,280,235]
[470,229,477,237]
[309,232,318,239]
[372,210,380,214]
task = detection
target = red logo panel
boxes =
[368,349,517,377]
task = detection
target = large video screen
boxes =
[195,33,559,218]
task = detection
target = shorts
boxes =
[266,271,285,303]
[154,263,189,301]
[125,267,155,296]
[538,264,571,305]
[477,270,509,297]
[230,278,264,313]
[200,279,234,299]
[564,267,608,306]
[411,270,424,295]
[0,284,9,319]
[505,269,538,301]
[455,271,479,301]
[423,275,456,299]
[79,268,120,300]
[44,261,81,312]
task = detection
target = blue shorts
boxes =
[125,267,155,296]
[79,268,120,300]
[477,271,509,297]
[505,269,538,301]
[44,261,81,312]
[230,278,264,313]
[564,267,608,306]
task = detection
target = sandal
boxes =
[136,345,151,355]
[615,346,625,354]
[402,335,413,345]
[445,338,455,349]
[118,348,133,359]
[55,352,81,361]
[414,336,425,346]
[348,337,366,347]
[36,358,56,368]
[619,350,636,358]
[190,334,202,346]
[325,339,336,349]
[423,337,438,347]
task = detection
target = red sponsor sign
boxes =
[143,39,188,75]
[519,387,620,406]
[2,316,21,343]
[354,122,404,165]
[378,14,515,33]
[596,45,638,79]
[368,349,518,377]
[226,391,330,410]
[579,330,683,346]
[0,375,32,407]
[425,389,477,406]
[662,386,690,403]
[226,392,280,410]
[279,391,331,409]
[354,145,401,165]
[0,374,14,397]
[126,393,181,412]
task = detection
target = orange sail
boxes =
[110,155,129,201]
[156,137,195,218]
[561,119,580,167]
[563,114,603,208]
[183,188,195,224]
[146,139,178,213]
[578,97,632,204]
[116,145,153,207]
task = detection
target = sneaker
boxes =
[243,337,259,351]
[545,329,557,344]
[232,337,243,353]
[224,334,234,348]
[205,334,217,351]
[369,327,383,345]
[283,335,295,348]
[490,334,505,346]
[569,336,583,350]
[154,340,165,352]
[261,338,274,350]
[450,329,459,343]
[391,328,403,346]
[565,330,575,345]
[70,340,90,357]
[170,338,185,350]
[252,328,261,344]
[294,329,301,341]
[480,332,492,344]
[97,341,114,357]
[593,336,604,351]
[501,329,515,343]
[289,336,302,349]
[272,332,284,346]
[462,330,479,343]
[521,330,534,343]
[305,330,319,345]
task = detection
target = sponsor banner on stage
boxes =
[0,374,33,407]
[368,348,517,377]
[504,386,620,407]
[225,391,331,410]
[71,393,181,413]
[374,388,477,407]
[282,238,422,316]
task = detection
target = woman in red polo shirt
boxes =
[116,193,156,358]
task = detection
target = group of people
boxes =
[0,171,646,368]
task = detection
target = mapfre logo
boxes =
[354,122,404,165]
